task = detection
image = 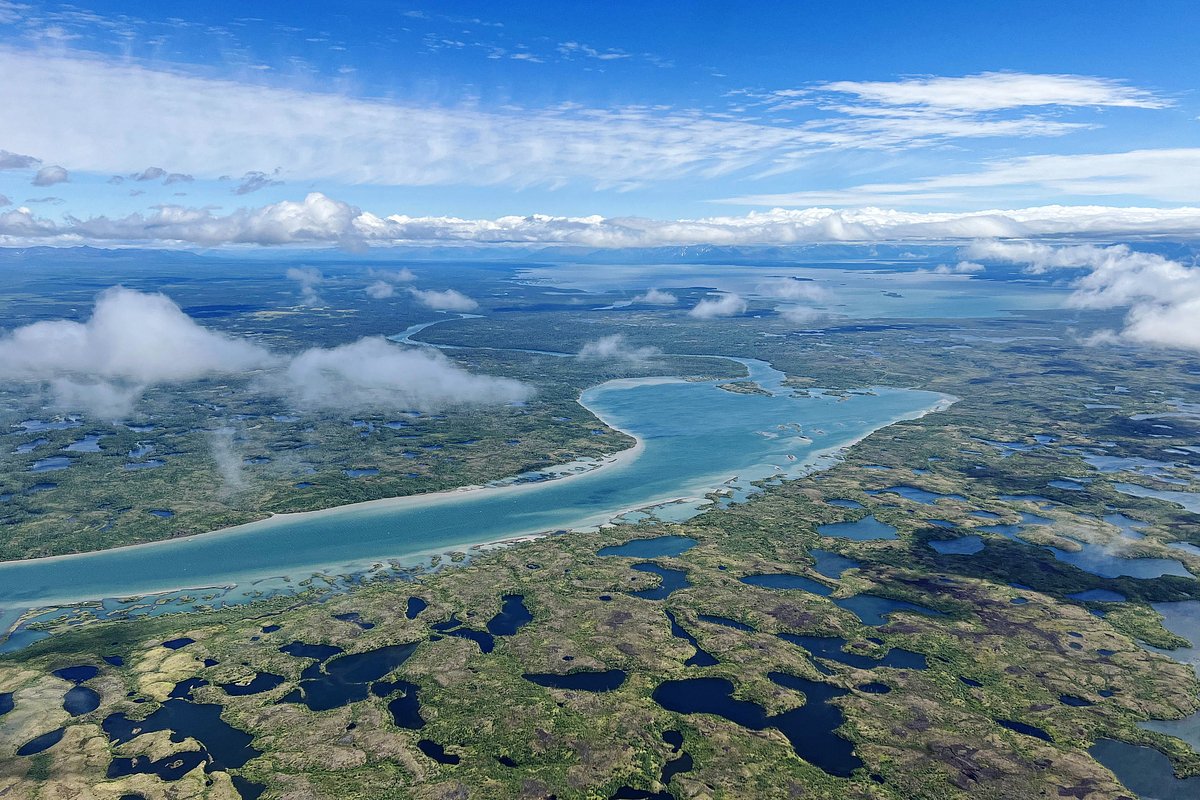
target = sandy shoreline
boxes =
[0,378,655,569]
[0,381,956,645]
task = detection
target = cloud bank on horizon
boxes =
[5,193,1200,248]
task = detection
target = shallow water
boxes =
[0,359,946,646]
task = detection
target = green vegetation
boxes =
[2,261,1200,798]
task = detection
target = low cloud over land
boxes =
[408,287,479,312]
[282,337,530,412]
[0,287,531,416]
[689,293,747,319]
[0,286,275,415]
[577,334,661,363]
[631,288,677,305]
[966,240,1200,352]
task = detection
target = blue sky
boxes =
[0,0,1198,246]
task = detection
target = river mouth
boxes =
[0,357,950,650]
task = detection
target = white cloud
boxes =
[756,277,828,301]
[47,379,145,419]
[965,240,1200,352]
[408,287,479,312]
[372,267,417,282]
[365,280,395,299]
[926,261,985,274]
[0,194,9,207]
[281,337,530,412]
[577,334,660,363]
[0,48,827,190]
[1,191,362,247]
[32,164,68,186]
[285,266,324,306]
[814,72,1168,112]
[209,427,247,496]
[0,286,276,415]
[776,305,835,327]
[0,287,532,416]
[5,195,1200,248]
[365,267,417,298]
[2,51,1163,193]
[724,148,1200,206]
[689,293,747,319]
[631,288,677,305]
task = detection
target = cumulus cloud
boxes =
[32,164,68,186]
[408,287,479,312]
[577,334,660,363]
[285,266,324,307]
[756,277,828,301]
[365,267,417,298]
[776,305,835,327]
[689,293,748,319]
[0,286,276,415]
[365,280,396,299]
[965,240,1200,351]
[0,194,10,207]
[0,149,39,170]
[936,261,985,274]
[281,337,530,412]
[6,196,1200,248]
[631,288,677,305]
[0,287,533,417]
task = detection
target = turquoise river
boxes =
[0,358,950,648]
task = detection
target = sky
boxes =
[1,0,1199,247]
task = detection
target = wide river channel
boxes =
[0,358,949,645]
